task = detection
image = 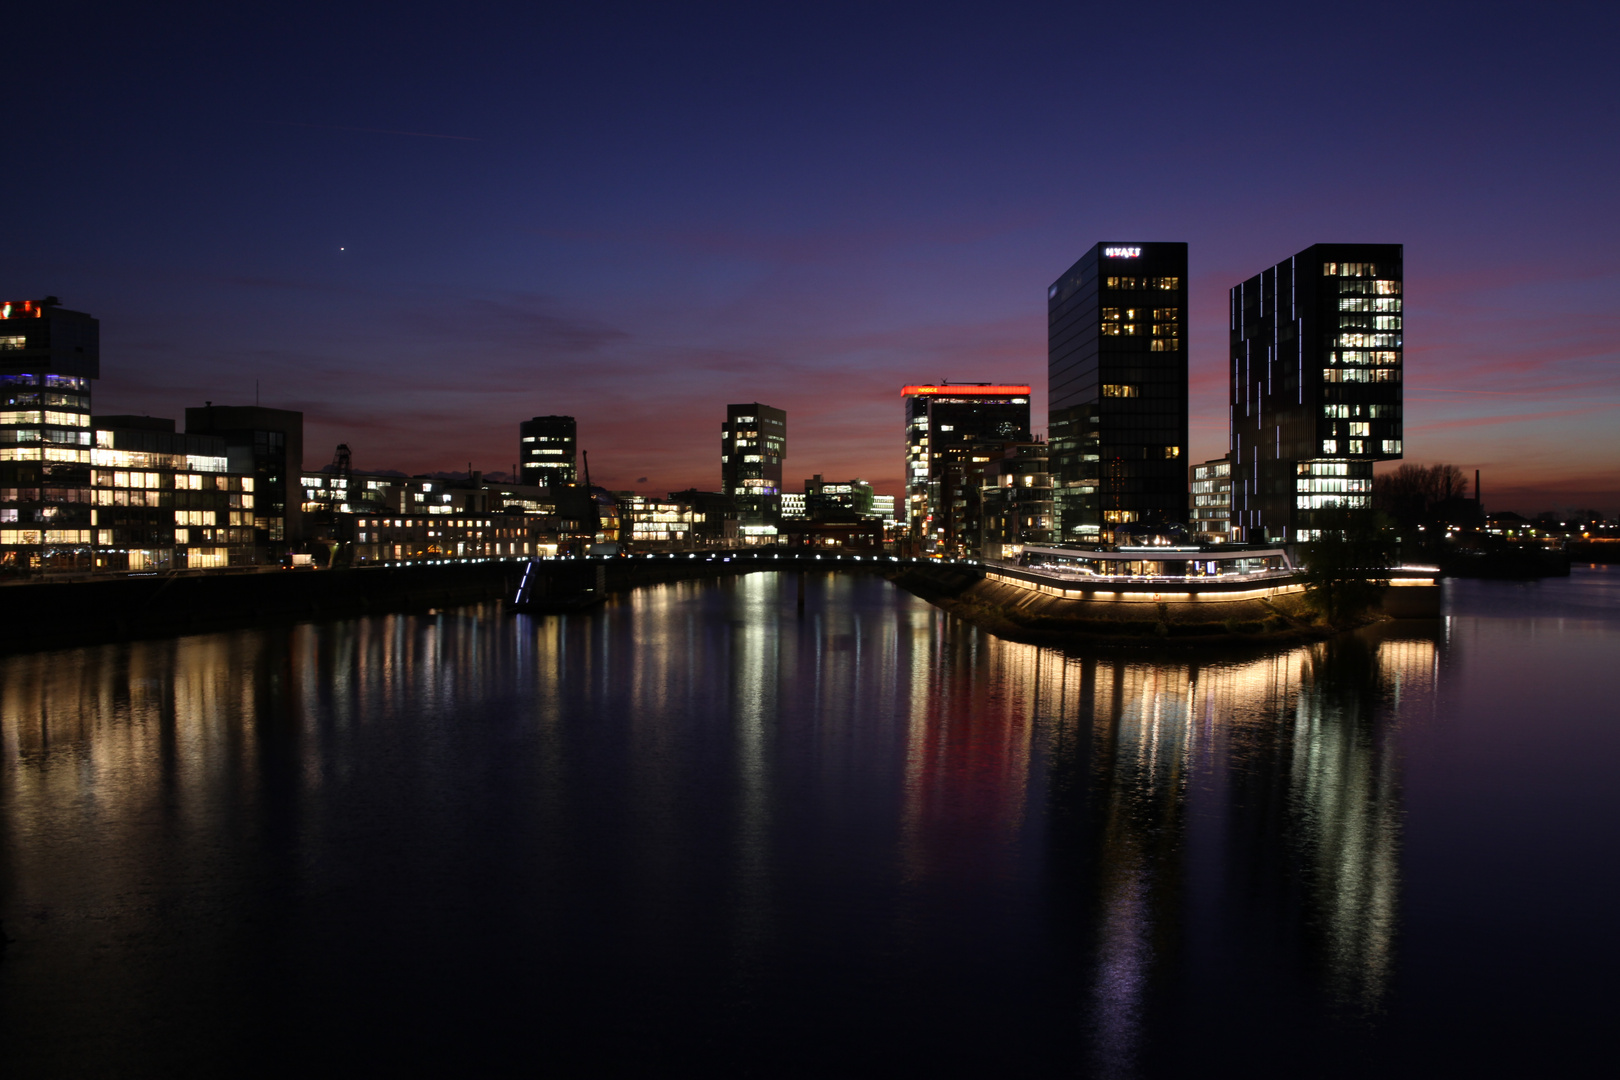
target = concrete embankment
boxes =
[0,562,528,655]
[891,563,1440,647]
[0,555,894,655]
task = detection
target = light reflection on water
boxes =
[1,569,1613,1076]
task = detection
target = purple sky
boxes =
[5,1,1616,513]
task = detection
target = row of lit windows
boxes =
[356,518,498,529]
[1339,297,1402,312]
[1323,404,1399,418]
[15,410,88,426]
[1337,333,1399,348]
[1,391,88,409]
[1296,478,1372,493]
[1337,280,1401,296]
[1323,262,1386,278]
[0,528,91,545]
[0,373,88,389]
[1322,368,1400,383]
[1339,315,1402,330]
[1105,276,1180,290]
[91,448,229,472]
[1320,439,1402,454]
[1296,494,1373,509]
[1329,350,1399,365]
[0,447,89,463]
[1,428,91,445]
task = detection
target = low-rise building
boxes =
[89,416,257,571]
[1191,457,1232,542]
[973,441,1053,559]
[618,494,701,551]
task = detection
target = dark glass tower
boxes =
[519,415,578,487]
[1229,243,1403,542]
[1047,242,1188,542]
[721,403,786,527]
[902,383,1031,553]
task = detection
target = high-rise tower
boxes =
[902,383,1031,553]
[1228,244,1403,542]
[0,297,98,572]
[1047,242,1188,542]
[519,415,578,487]
[721,403,786,529]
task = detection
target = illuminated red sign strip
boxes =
[901,385,1031,396]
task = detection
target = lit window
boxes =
[1322,440,1338,453]
[1151,277,1180,290]
[1102,384,1139,398]
[0,336,25,350]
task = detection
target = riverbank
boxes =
[0,555,901,655]
[0,562,527,655]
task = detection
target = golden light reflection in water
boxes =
[0,578,1439,1074]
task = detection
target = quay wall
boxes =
[0,554,898,655]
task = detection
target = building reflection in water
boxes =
[0,576,1440,1073]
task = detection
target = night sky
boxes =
[5,1,1616,513]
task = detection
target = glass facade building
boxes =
[1047,242,1189,542]
[721,403,786,529]
[1229,244,1403,542]
[88,417,256,571]
[519,415,577,487]
[184,405,304,552]
[0,298,98,573]
[902,383,1031,553]
[1190,457,1232,542]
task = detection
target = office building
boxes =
[804,475,874,518]
[0,297,97,573]
[185,404,304,550]
[519,415,577,487]
[870,494,896,524]
[618,495,701,551]
[667,489,738,546]
[721,403,786,535]
[1190,457,1232,542]
[88,416,256,571]
[1047,243,1188,541]
[972,441,1054,559]
[1229,244,1403,542]
[903,383,1031,553]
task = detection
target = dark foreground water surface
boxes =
[3,568,1617,1076]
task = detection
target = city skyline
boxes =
[2,4,1615,514]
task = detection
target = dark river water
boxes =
[2,568,1616,1077]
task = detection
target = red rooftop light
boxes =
[901,385,1031,396]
